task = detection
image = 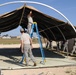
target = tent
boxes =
[0,5,76,41]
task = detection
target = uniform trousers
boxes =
[23,44,36,65]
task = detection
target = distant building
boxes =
[16,36,20,39]
[2,36,11,39]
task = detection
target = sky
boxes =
[0,0,76,36]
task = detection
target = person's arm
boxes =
[20,40,24,53]
[29,38,33,49]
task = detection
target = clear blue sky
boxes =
[0,0,76,36]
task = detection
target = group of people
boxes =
[20,11,37,66]
[57,40,68,52]
[57,39,76,55]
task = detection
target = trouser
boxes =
[63,44,68,52]
[72,46,76,54]
[23,44,36,65]
[27,24,32,34]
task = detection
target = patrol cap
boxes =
[20,28,24,32]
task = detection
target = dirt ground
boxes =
[0,44,76,75]
[1,66,76,75]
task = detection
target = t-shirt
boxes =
[27,16,33,25]
[21,33,30,44]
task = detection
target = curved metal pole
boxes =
[0,1,75,32]
[57,27,66,40]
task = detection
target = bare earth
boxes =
[0,44,76,75]
[1,66,76,75]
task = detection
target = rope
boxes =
[19,4,26,26]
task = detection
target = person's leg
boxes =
[27,24,32,34]
[24,45,29,65]
[66,45,69,56]
[71,46,76,55]
[28,45,36,66]
[63,45,65,52]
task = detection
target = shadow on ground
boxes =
[33,48,65,58]
[0,47,65,58]
[1,48,75,69]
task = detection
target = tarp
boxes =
[0,5,76,41]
